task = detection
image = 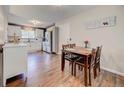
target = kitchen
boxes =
[0,5,59,86]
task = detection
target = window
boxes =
[21,30,35,38]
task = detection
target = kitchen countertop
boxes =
[3,43,27,48]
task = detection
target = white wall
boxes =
[0,6,9,43]
[57,22,71,54]
[57,6,124,75]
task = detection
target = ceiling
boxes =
[8,5,96,28]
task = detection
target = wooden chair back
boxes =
[95,46,102,64]
[90,48,97,66]
[62,43,76,50]
[69,44,76,48]
[62,44,70,50]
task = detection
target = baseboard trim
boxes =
[101,66,124,76]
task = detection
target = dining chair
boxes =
[74,48,96,86]
[62,43,79,75]
[94,46,102,78]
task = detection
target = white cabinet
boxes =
[7,25,21,36]
[35,29,43,38]
[2,43,27,86]
[26,42,41,52]
[25,29,43,52]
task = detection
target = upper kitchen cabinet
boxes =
[7,25,21,36]
[35,29,43,39]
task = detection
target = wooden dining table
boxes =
[61,46,92,86]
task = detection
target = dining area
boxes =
[0,5,124,88]
[61,42,102,86]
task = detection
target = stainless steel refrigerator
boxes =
[43,26,59,54]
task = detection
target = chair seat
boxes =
[65,54,79,62]
[75,56,91,63]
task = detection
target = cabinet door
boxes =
[27,42,41,52]
[31,42,41,51]
[35,29,43,38]
[26,43,32,52]
[8,26,21,36]
[3,47,27,79]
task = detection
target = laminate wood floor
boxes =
[6,51,124,87]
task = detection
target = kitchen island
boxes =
[2,43,27,86]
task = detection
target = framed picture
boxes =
[86,16,116,29]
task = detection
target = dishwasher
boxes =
[0,45,3,86]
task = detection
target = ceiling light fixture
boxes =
[29,20,41,26]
